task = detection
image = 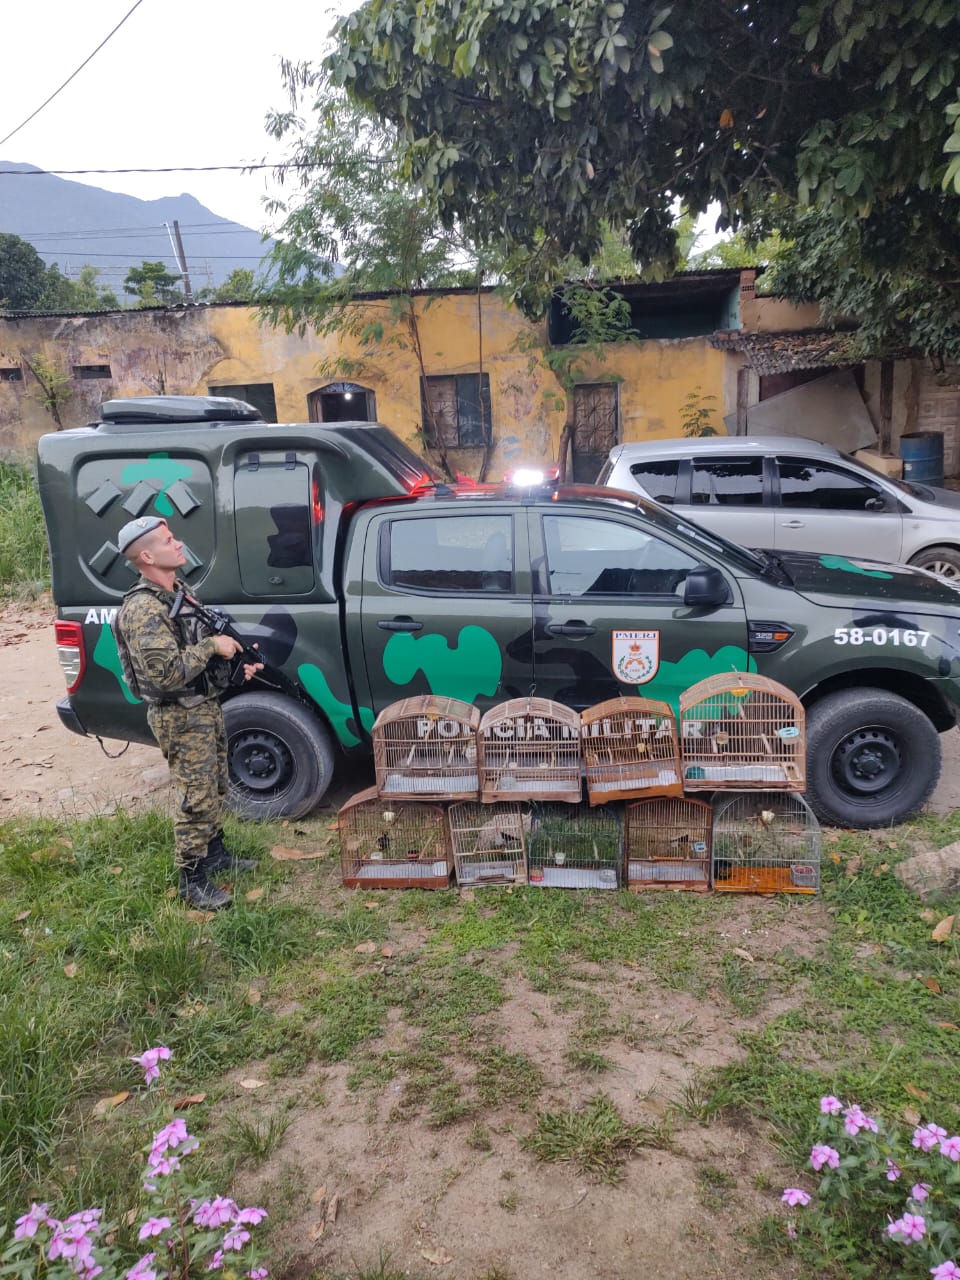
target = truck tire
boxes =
[908,545,960,582]
[223,692,334,821]
[805,688,939,828]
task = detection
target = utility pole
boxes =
[164,220,194,303]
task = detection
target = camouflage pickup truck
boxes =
[38,395,960,828]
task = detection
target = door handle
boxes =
[545,621,596,638]
[780,520,805,528]
[377,617,424,632]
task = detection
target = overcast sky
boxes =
[1,0,353,232]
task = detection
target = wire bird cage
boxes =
[679,673,805,791]
[447,801,529,887]
[624,797,712,892]
[711,791,820,894]
[372,695,480,800]
[526,803,622,890]
[338,787,453,890]
[479,697,582,803]
[581,697,682,804]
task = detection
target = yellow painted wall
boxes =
[2,293,736,462]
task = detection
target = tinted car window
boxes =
[777,458,887,511]
[628,459,680,504]
[387,515,514,592]
[543,514,698,597]
[691,458,764,507]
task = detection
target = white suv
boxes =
[598,435,960,579]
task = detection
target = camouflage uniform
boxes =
[116,577,226,871]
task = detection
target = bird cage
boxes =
[447,801,529,888]
[711,791,820,894]
[372,695,481,800]
[581,697,682,804]
[479,697,582,803]
[338,787,453,890]
[526,803,621,890]
[679,673,805,791]
[624,797,712,892]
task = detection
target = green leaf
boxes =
[518,60,534,89]
[647,29,674,52]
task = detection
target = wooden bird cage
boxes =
[338,786,453,890]
[581,697,682,804]
[447,801,529,888]
[624,797,712,892]
[679,673,805,791]
[479,697,582,803]
[526,803,621,890]
[372,695,480,800]
[711,791,820,894]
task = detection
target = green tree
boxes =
[196,268,257,303]
[329,0,960,321]
[70,266,121,311]
[123,260,184,306]
[0,233,51,309]
[260,65,496,479]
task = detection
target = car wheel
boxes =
[909,545,960,582]
[805,688,940,828]
[223,692,334,820]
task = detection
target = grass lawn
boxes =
[1,806,958,1279]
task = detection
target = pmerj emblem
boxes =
[612,630,660,685]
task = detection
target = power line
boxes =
[25,226,264,241]
[0,162,302,176]
[0,0,149,149]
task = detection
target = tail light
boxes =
[55,621,86,694]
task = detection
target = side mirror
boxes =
[683,564,730,608]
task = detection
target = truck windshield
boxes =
[613,489,767,575]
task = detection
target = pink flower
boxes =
[207,1252,224,1272]
[235,1207,268,1226]
[931,1263,960,1280]
[886,1160,901,1181]
[810,1144,840,1172]
[131,1046,171,1085]
[246,1270,269,1280]
[820,1095,843,1115]
[939,1135,960,1162]
[781,1188,811,1207]
[889,1213,927,1244]
[126,1256,157,1280]
[912,1184,932,1202]
[138,1218,171,1242]
[842,1104,878,1136]
[223,1227,251,1252]
[15,1203,51,1239]
[150,1119,198,1160]
[194,1199,238,1230]
[913,1123,948,1153]
[48,1218,98,1265]
[786,1223,798,1240]
[145,1154,181,1178]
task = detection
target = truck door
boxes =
[528,509,750,711]
[354,508,535,719]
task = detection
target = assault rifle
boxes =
[168,588,294,695]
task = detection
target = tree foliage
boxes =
[196,268,257,303]
[330,0,960,317]
[123,261,184,306]
[0,234,54,310]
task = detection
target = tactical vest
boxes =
[113,582,227,705]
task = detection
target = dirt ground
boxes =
[2,599,958,1279]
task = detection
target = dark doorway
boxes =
[308,382,377,423]
[571,383,619,482]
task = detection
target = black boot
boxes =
[204,833,258,875]
[178,862,232,910]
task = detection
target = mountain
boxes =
[0,161,275,292]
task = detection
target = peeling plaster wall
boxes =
[2,295,744,462]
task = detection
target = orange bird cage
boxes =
[372,695,480,801]
[679,673,805,791]
[581,696,682,804]
[711,791,820,894]
[478,697,582,803]
[338,786,453,890]
[624,796,712,892]
[447,801,529,887]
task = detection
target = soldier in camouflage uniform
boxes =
[114,516,262,909]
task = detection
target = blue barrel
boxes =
[900,431,945,486]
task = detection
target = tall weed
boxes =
[0,457,48,597]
